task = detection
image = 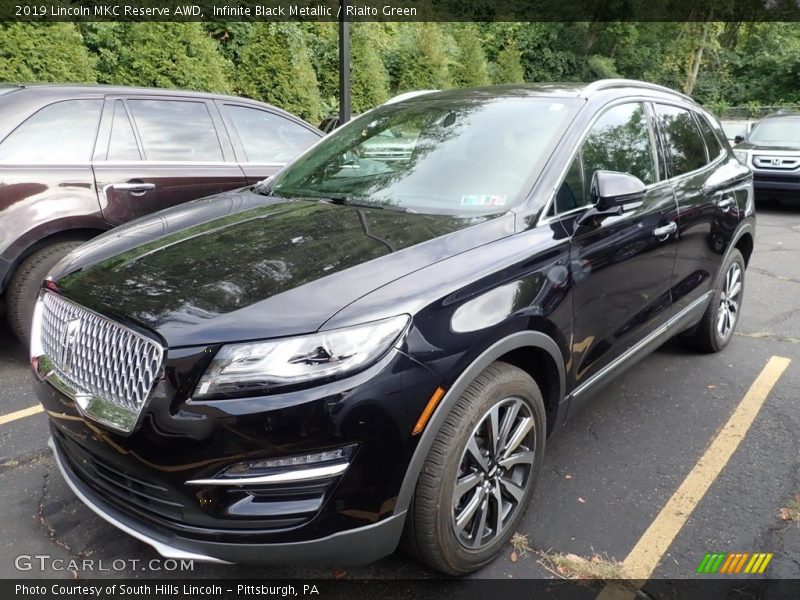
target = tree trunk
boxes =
[683,23,709,96]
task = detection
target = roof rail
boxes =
[581,79,693,102]
[383,90,439,105]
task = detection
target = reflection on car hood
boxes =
[50,187,513,347]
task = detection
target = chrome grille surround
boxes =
[33,290,164,433]
[752,155,800,170]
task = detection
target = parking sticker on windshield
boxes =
[461,195,507,207]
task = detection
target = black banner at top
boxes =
[1,0,800,22]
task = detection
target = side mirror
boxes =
[575,171,646,228]
[733,135,744,145]
[590,170,647,210]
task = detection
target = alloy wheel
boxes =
[451,397,536,550]
[717,262,742,340]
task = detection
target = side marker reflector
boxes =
[412,386,446,435]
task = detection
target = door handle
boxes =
[653,221,677,240]
[717,196,735,212]
[111,182,155,196]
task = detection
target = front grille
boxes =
[39,291,163,431]
[753,155,800,170]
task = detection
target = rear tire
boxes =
[403,362,546,575]
[7,240,85,347]
[683,248,745,353]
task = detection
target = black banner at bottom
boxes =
[4,578,800,600]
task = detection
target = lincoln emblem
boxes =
[60,318,81,373]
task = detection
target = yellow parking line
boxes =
[0,404,44,426]
[598,355,791,598]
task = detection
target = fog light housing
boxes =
[186,445,358,486]
[224,445,356,476]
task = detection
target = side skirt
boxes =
[564,291,712,421]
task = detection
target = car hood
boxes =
[50,188,514,347]
[736,141,800,152]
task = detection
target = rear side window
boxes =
[0,99,102,164]
[654,104,707,176]
[107,100,141,161]
[223,105,319,163]
[695,113,725,159]
[127,99,223,162]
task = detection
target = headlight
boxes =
[193,315,409,398]
[733,149,749,165]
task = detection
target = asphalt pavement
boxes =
[0,203,798,585]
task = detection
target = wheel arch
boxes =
[395,330,566,515]
[0,226,105,294]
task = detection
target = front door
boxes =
[554,102,679,397]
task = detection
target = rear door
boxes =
[92,96,246,225]
[554,101,679,393]
[216,102,321,183]
[652,103,746,315]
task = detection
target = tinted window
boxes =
[224,105,319,163]
[127,99,222,162]
[582,103,656,186]
[553,154,586,214]
[654,104,707,176]
[696,114,724,159]
[107,100,140,161]
[0,99,102,164]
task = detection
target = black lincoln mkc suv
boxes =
[32,80,754,575]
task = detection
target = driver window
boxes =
[553,102,655,216]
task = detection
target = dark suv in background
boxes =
[0,84,322,344]
[33,80,754,574]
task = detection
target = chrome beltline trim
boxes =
[571,291,712,398]
[48,437,231,564]
[185,462,349,486]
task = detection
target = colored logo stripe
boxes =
[697,552,773,574]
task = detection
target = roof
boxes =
[1,82,266,105]
[390,79,693,104]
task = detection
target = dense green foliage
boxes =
[1,21,798,123]
[0,23,96,83]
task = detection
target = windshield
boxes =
[722,121,748,139]
[748,117,800,145]
[269,96,580,214]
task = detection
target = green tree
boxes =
[234,23,322,122]
[350,23,391,112]
[389,23,452,93]
[0,23,96,83]
[492,39,526,84]
[81,23,230,92]
[449,23,491,87]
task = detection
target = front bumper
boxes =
[752,170,800,196]
[49,436,406,565]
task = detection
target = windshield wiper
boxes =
[317,196,408,212]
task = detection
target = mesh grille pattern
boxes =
[40,291,163,414]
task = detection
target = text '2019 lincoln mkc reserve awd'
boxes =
[32,80,754,575]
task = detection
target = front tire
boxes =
[684,248,746,353]
[404,362,546,575]
[7,240,85,347]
